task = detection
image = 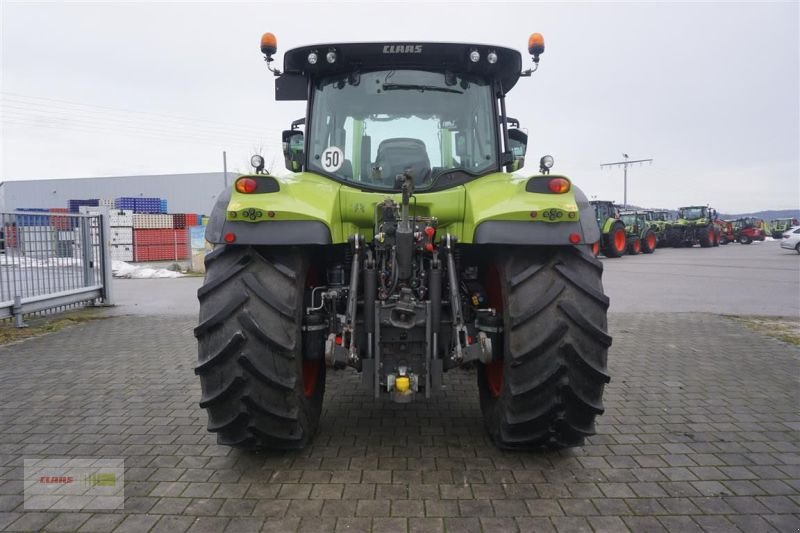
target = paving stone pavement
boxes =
[0,312,798,532]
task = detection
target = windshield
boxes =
[679,207,706,220]
[620,214,637,226]
[653,212,669,221]
[738,217,755,227]
[308,70,498,189]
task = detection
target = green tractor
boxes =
[619,210,657,254]
[589,201,627,258]
[642,210,671,247]
[195,33,611,450]
[770,217,800,239]
[666,205,719,248]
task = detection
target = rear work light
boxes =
[548,178,570,194]
[235,177,258,194]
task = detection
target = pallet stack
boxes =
[8,197,201,263]
[109,209,134,262]
[68,199,99,213]
[114,197,137,211]
[14,208,54,257]
[132,213,173,229]
[133,228,188,261]
[49,208,75,230]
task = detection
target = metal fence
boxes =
[0,210,113,326]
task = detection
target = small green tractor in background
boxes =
[642,210,671,248]
[590,201,627,258]
[619,211,657,254]
[666,205,719,248]
[770,217,800,239]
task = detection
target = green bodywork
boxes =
[601,218,617,234]
[673,206,711,228]
[642,211,671,246]
[225,171,580,244]
[620,213,648,238]
[666,205,716,247]
[771,218,797,233]
[590,201,620,236]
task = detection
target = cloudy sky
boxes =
[1,1,798,212]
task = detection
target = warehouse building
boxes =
[0,172,231,214]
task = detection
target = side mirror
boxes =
[282,130,304,172]
[507,128,527,171]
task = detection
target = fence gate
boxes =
[0,210,114,326]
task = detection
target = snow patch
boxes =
[112,260,184,279]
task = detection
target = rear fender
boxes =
[467,173,600,245]
[205,173,340,245]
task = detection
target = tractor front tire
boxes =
[603,223,627,258]
[478,246,611,449]
[739,235,752,245]
[194,245,325,450]
[641,230,656,254]
[699,225,714,248]
[627,238,641,255]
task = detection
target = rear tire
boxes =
[641,230,656,254]
[603,223,626,258]
[478,246,611,449]
[194,245,325,450]
[739,235,752,245]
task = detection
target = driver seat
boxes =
[375,138,431,186]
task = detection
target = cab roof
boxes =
[279,42,523,98]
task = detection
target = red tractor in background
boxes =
[717,220,735,245]
[720,217,765,244]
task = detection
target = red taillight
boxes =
[235,177,258,194]
[224,232,236,243]
[548,178,570,194]
[568,233,581,244]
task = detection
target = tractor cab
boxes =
[677,206,710,222]
[266,39,548,190]
[591,200,619,228]
[648,210,671,222]
[620,211,646,233]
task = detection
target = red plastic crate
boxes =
[49,208,73,230]
[133,243,188,262]
[134,229,188,246]
[173,213,186,229]
[4,224,18,247]
[185,214,198,226]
